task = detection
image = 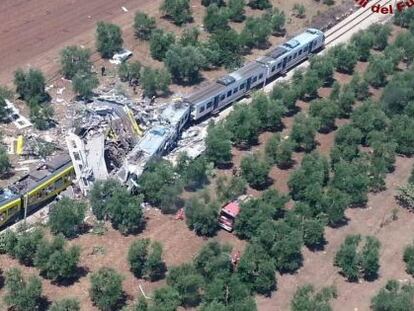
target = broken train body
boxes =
[67,28,324,193]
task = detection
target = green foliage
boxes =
[151,286,181,311]
[150,29,176,60]
[360,236,381,280]
[267,8,286,35]
[237,242,276,295]
[352,98,389,144]
[335,235,380,281]
[302,218,326,249]
[389,115,414,155]
[351,31,374,61]
[265,134,293,168]
[49,298,80,311]
[247,0,271,9]
[334,234,361,281]
[394,32,414,64]
[228,0,246,22]
[291,284,337,311]
[194,241,232,280]
[251,92,286,131]
[371,280,414,311]
[118,61,142,83]
[203,4,229,33]
[176,153,208,190]
[14,68,48,102]
[226,104,260,146]
[394,8,414,27]
[293,3,306,18]
[179,27,200,47]
[331,159,369,206]
[89,267,123,311]
[14,229,44,266]
[207,29,243,69]
[160,0,192,26]
[349,72,370,100]
[0,144,11,175]
[48,198,86,238]
[235,189,287,239]
[330,44,358,74]
[288,152,329,202]
[167,264,203,307]
[128,239,165,281]
[321,187,349,226]
[367,24,391,51]
[89,179,145,234]
[309,55,334,85]
[140,66,171,97]
[35,235,80,281]
[330,124,362,164]
[165,44,206,83]
[240,154,270,189]
[205,122,232,166]
[4,268,42,311]
[96,21,123,58]
[201,0,225,6]
[301,70,322,99]
[404,242,414,276]
[396,183,414,211]
[185,198,219,236]
[139,160,182,213]
[1,229,18,256]
[270,82,300,114]
[60,46,92,79]
[72,70,99,99]
[216,175,247,203]
[290,113,317,152]
[240,15,272,49]
[309,98,338,133]
[365,54,394,88]
[134,12,156,40]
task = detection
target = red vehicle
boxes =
[218,195,250,232]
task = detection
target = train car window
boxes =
[233,87,238,93]
[207,101,213,109]
[259,74,263,80]
[0,212,5,222]
[294,53,297,58]
[240,83,245,89]
[227,90,232,97]
[252,77,257,83]
[55,178,64,189]
[199,106,205,113]
[277,63,281,68]
[288,56,292,61]
[220,94,225,101]
[271,66,276,72]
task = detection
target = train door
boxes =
[282,57,288,71]
[308,40,315,54]
[246,77,252,91]
[213,95,220,110]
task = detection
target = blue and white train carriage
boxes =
[186,28,325,121]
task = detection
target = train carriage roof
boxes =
[230,61,266,81]
[184,82,226,105]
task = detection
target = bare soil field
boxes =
[0,0,350,86]
[0,209,247,310]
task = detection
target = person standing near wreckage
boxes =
[101,66,106,76]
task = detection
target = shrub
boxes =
[89,267,123,311]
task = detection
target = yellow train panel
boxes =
[0,198,22,226]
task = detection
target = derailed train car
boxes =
[0,154,75,228]
[119,28,325,188]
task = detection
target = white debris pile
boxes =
[164,121,209,165]
[5,99,32,129]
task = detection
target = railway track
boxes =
[325,0,393,45]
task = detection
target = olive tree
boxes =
[89,267,123,311]
[96,21,123,58]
